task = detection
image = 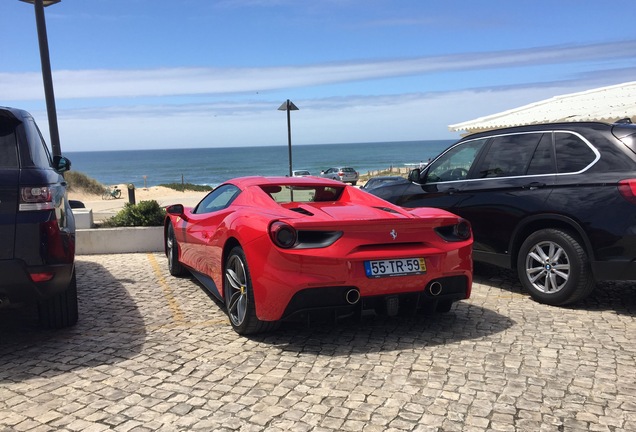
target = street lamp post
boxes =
[277,99,299,177]
[20,0,62,158]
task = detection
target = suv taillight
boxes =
[19,186,55,211]
[618,179,636,204]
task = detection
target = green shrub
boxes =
[102,200,166,227]
[65,171,106,195]
[159,182,213,192]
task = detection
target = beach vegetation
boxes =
[65,171,106,195]
[358,169,407,183]
[159,182,213,192]
[101,200,166,227]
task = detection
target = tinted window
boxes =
[426,138,487,182]
[23,118,53,169]
[526,133,555,175]
[194,184,240,214]
[477,133,543,178]
[612,125,636,156]
[0,120,19,168]
[555,132,597,173]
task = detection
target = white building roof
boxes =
[449,81,636,135]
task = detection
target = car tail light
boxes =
[269,221,298,248]
[435,220,472,242]
[618,179,636,204]
[41,219,73,262]
[19,186,55,211]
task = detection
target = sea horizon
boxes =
[66,139,454,188]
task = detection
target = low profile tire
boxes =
[38,270,79,329]
[224,246,277,335]
[166,222,188,277]
[517,228,595,306]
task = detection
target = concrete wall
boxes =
[76,226,164,255]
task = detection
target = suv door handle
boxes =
[447,187,460,195]
[523,182,545,190]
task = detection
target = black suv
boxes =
[0,107,77,328]
[369,121,636,306]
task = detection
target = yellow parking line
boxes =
[148,253,185,323]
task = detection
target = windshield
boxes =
[261,185,344,203]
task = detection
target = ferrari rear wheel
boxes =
[224,247,277,335]
[166,222,188,277]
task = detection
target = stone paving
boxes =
[1,253,635,432]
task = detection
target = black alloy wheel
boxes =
[166,222,188,277]
[224,246,277,335]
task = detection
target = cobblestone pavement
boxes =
[1,253,635,432]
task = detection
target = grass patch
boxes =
[159,183,213,192]
[358,169,407,182]
[65,171,106,195]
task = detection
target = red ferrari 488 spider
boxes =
[164,176,473,334]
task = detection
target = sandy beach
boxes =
[69,184,208,222]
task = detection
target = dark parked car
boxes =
[0,107,77,328]
[369,121,636,306]
[361,176,409,190]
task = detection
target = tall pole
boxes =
[278,99,299,177]
[32,0,62,157]
[285,100,293,177]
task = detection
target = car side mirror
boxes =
[166,204,184,215]
[408,168,423,184]
[53,155,71,173]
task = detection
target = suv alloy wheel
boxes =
[517,228,595,305]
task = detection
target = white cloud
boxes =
[2,40,634,101]
[34,81,606,152]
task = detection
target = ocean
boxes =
[66,140,453,188]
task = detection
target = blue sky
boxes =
[2,0,635,152]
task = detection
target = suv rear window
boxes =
[555,132,597,173]
[612,124,636,156]
[22,118,53,169]
[0,120,19,168]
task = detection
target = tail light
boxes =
[20,186,55,211]
[618,179,636,204]
[435,220,472,242]
[40,219,73,263]
[269,221,298,248]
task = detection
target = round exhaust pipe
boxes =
[345,289,361,305]
[429,281,443,296]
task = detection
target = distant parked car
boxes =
[292,169,311,177]
[164,176,473,335]
[0,106,77,328]
[320,166,359,185]
[361,176,409,191]
[369,121,636,306]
